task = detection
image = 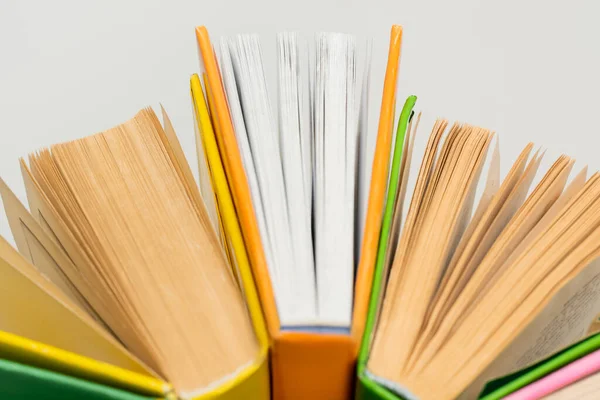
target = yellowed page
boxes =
[0,235,158,377]
[460,256,600,398]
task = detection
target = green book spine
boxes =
[0,358,160,400]
[355,95,417,400]
[356,374,402,400]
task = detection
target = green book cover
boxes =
[354,96,600,399]
[357,332,600,399]
[0,358,160,400]
[356,95,416,400]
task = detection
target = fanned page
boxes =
[216,31,370,328]
[6,109,259,397]
[0,230,167,396]
[366,117,600,399]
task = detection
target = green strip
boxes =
[357,374,404,400]
[356,95,417,400]
[0,358,159,400]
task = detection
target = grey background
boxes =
[1,0,599,243]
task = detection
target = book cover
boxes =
[195,24,404,400]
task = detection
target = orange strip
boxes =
[195,26,280,337]
[351,25,403,344]
[271,333,355,400]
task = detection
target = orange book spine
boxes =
[352,25,404,344]
[271,333,356,400]
[195,26,280,337]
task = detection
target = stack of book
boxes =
[1,24,599,400]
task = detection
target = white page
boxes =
[218,37,277,290]
[228,34,312,325]
[313,33,361,326]
[218,32,368,327]
[277,32,317,321]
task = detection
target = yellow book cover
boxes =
[0,101,270,399]
[190,73,270,400]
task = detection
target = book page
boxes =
[17,108,259,394]
[460,256,600,399]
[0,235,157,377]
[546,370,600,399]
[0,178,94,315]
[586,313,600,335]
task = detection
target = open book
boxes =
[3,21,598,400]
[193,25,395,399]
[0,108,270,399]
[356,96,600,399]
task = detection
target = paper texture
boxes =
[461,257,600,399]
[0,236,167,396]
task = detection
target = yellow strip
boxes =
[195,26,280,336]
[0,330,170,397]
[193,93,237,282]
[201,77,241,285]
[190,73,269,348]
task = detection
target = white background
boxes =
[1,0,599,243]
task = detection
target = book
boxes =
[502,347,600,399]
[3,21,598,400]
[194,25,404,399]
[480,331,600,399]
[545,367,600,399]
[356,94,418,400]
[356,99,600,399]
[0,107,270,399]
[0,357,154,400]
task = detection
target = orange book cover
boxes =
[195,25,403,399]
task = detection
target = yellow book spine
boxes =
[190,73,270,400]
[0,330,171,397]
[192,352,270,400]
[201,74,243,287]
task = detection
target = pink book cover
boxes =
[504,348,600,400]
